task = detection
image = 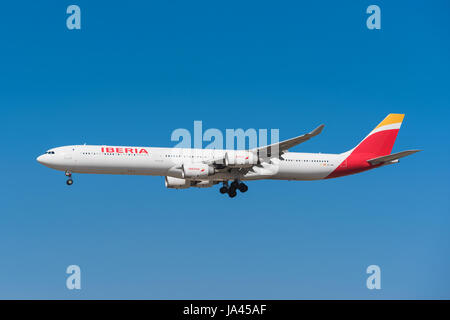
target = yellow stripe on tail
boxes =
[374,113,405,129]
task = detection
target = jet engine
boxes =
[224,151,259,167]
[182,163,215,178]
[165,176,190,189]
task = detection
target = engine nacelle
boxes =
[165,176,190,189]
[225,151,259,167]
[182,163,215,178]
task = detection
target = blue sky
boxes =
[0,1,449,299]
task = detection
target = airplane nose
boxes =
[36,155,45,164]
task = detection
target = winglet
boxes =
[309,124,325,137]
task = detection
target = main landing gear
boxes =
[65,170,73,186]
[219,180,248,198]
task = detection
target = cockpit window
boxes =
[46,151,55,154]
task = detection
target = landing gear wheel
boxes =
[238,183,248,193]
[66,179,73,186]
[219,186,228,194]
[230,181,239,189]
[228,188,237,198]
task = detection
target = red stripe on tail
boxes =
[326,129,400,178]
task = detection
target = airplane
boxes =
[36,114,420,198]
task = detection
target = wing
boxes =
[203,124,324,167]
[252,124,324,157]
[367,150,422,165]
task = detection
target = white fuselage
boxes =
[36,145,347,181]
[36,114,416,194]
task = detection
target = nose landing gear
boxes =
[65,171,73,186]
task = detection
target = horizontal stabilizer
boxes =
[367,149,421,165]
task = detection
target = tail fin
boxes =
[350,114,405,157]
